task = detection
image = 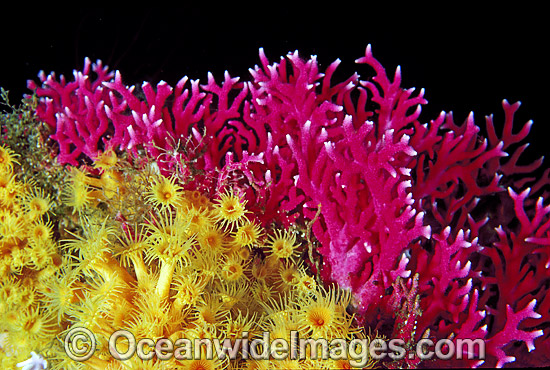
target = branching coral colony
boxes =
[0,45,549,369]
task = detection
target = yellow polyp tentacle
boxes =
[156,260,176,301]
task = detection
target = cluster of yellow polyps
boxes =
[0,146,376,369]
[0,145,62,367]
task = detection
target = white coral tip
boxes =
[16,352,47,369]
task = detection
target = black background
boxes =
[1,6,547,163]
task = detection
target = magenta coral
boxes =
[27,58,114,165]
[28,45,549,368]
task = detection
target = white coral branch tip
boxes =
[16,352,47,370]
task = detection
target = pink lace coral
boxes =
[28,45,549,368]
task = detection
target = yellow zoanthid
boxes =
[251,255,279,283]
[193,292,230,330]
[113,222,150,282]
[41,267,83,324]
[295,268,318,297]
[143,209,196,300]
[12,305,58,344]
[130,290,173,339]
[63,167,94,214]
[187,205,215,234]
[185,189,212,210]
[0,171,19,207]
[215,279,250,312]
[0,137,376,369]
[251,280,275,305]
[0,210,26,241]
[172,269,208,310]
[296,286,357,341]
[232,219,263,249]
[267,228,300,261]
[27,218,54,248]
[220,253,250,283]
[197,225,227,254]
[21,186,52,221]
[0,145,19,173]
[145,174,185,210]
[213,189,249,230]
[276,261,302,292]
[223,309,259,344]
[93,148,118,171]
[189,246,220,285]
[63,216,115,270]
